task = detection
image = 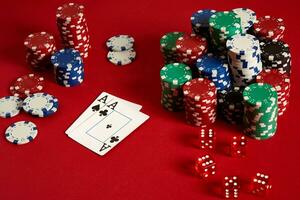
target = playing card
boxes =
[65,92,142,135]
[68,100,149,156]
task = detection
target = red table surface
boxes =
[0,0,299,199]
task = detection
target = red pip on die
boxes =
[250,173,272,195]
[194,154,216,178]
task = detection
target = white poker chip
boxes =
[107,49,136,66]
[5,121,38,145]
[106,35,135,51]
[0,96,23,118]
[232,8,256,32]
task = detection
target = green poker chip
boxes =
[160,32,184,52]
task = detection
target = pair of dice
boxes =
[195,155,272,198]
[199,128,247,157]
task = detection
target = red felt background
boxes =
[0,0,299,199]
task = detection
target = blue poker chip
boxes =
[5,121,38,145]
[51,48,82,69]
[106,35,135,51]
[191,9,217,28]
[0,96,23,118]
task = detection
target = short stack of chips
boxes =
[232,8,256,33]
[56,3,90,58]
[160,32,184,64]
[209,11,242,53]
[106,35,136,66]
[24,32,57,70]
[226,34,262,87]
[183,78,217,127]
[10,74,45,99]
[160,63,192,111]
[196,53,232,91]
[175,33,208,74]
[190,9,216,38]
[22,93,59,118]
[51,48,84,87]
[260,40,291,75]
[221,87,244,124]
[256,69,290,116]
[243,83,278,140]
[252,16,285,41]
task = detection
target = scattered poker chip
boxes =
[253,15,285,40]
[107,49,136,66]
[0,96,23,118]
[13,74,45,96]
[106,35,135,51]
[22,93,59,117]
[232,8,256,32]
[5,121,38,145]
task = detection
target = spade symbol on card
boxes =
[100,143,111,152]
[92,104,100,112]
[106,124,112,129]
[99,109,108,116]
[110,136,119,143]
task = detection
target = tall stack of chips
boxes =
[183,78,217,127]
[190,9,216,38]
[260,40,291,75]
[160,32,184,64]
[51,49,84,87]
[24,32,57,71]
[56,3,90,58]
[160,63,192,111]
[196,53,232,91]
[209,11,242,53]
[243,83,278,140]
[256,69,290,116]
[232,8,256,33]
[226,34,262,87]
[252,16,285,41]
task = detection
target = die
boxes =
[250,173,272,195]
[194,154,216,178]
[230,136,247,157]
[199,128,216,149]
[224,176,240,199]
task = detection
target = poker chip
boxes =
[260,39,291,75]
[191,9,216,38]
[226,34,262,86]
[56,3,90,58]
[13,74,45,96]
[243,83,278,140]
[256,69,290,116]
[5,121,38,145]
[160,32,184,64]
[0,96,23,118]
[196,53,232,91]
[22,93,59,117]
[24,32,56,70]
[106,35,134,51]
[183,78,217,127]
[232,8,256,33]
[51,48,84,87]
[107,49,136,66]
[252,15,285,40]
[160,63,192,111]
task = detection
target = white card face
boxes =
[68,102,149,156]
[65,92,142,135]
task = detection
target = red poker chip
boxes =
[176,34,208,55]
[183,78,217,101]
[13,74,45,95]
[24,32,56,51]
[253,16,285,39]
[56,3,85,21]
[256,69,290,91]
[9,86,27,99]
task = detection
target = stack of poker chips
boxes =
[232,8,256,34]
[24,32,57,71]
[51,49,84,87]
[256,69,290,116]
[226,34,262,87]
[183,78,217,127]
[190,9,216,38]
[56,3,90,58]
[160,32,184,64]
[106,35,136,66]
[160,63,192,112]
[220,87,244,124]
[243,83,278,140]
[252,16,285,41]
[196,53,232,92]
[209,11,242,53]
[260,40,291,75]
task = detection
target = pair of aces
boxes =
[66,92,149,156]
